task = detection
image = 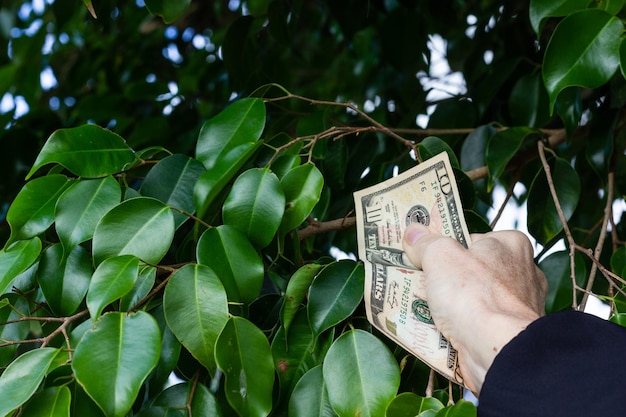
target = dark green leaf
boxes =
[151,382,222,417]
[6,175,73,245]
[528,0,589,34]
[486,127,537,190]
[92,197,175,265]
[417,137,460,168]
[72,312,161,417]
[55,175,121,257]
[140,154,205,229]
[288,366,337,417]
[0,237,41,294]
[196,225,264,304]
[279,163,324,232]
[215,316,274,417]
[433,400,476,417]
[21,386,71,417]
[542,9,622,113]
[0,295,30,367]
[222,168,285,248]
[540,251,587,313]
[144,0,191,23]
[26,125,136,179]
[308,260,364,337]
[119,265,156,311]
[163,264,228,375]
[509,71,550,128]
[323,330,400,417]
[86,254,139,319]
[386,392,444,417]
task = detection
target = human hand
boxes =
[402,223,548,396]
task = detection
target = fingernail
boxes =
[405,224,427,245]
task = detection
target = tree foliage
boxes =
[1,0,626,415]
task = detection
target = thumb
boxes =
[402,223,436,269]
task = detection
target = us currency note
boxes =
[353,152,471,385]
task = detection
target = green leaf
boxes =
[38,244,92,316]
[0,237,41,294]
[433,400,476,417]
[223,168,285,248]
[509,71,550,128]
[619,37,626,80]
[288,366,337,417]
[539,251,587,313]
[92,197,175,265]
[87,254,139,320]
[6,174,73,245]
[215,316,274,417]
[308,260,364,337]
[195,98,265,169]
[144,0,191,23]
[527,157,581,244]
[609,313,626,327]
[73,312,161,417]
[0,347,61,416]
[55,175,121,257]
[21,386,71,417]
[417,137,460,168]
[140,154,205,229]
[323,330,400,417]
[592,0,625,14]
[528,0,589,34]
[386,393,444,417]
[279,163,324,232]
[150,382,222,417]
[542,9,622,114]
[0,295,31,368]
[119,265,156,311]
[196,225,264,304]
[26,124,136,179]
[163,264,229,375]
[486,127,537,190]
[281,263,324,334]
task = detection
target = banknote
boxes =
[353,151,471,385]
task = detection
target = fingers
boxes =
[402,223,464,270]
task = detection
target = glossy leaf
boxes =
[0,295,30,368]
[21,386,71,417]
[73,312,161,417]
[417,137,460,168]
[433,400,476,417]
[215,316,274,417]
[323,330,400,417]
[486,127,537,190]
[119,265,156,311]
[6,175,72,245]
[0,237,41,294]
[540,251,587,313]
[223,168,285,248]
[163,264,229,374]
[140,154,205,229]
[542,9,622,113]
[195,98,265,169]
[609,313,626,327]
[279,163,324,232]
[527,156,581,244]
[150,382,221,417]
[281,263,323,333]
[308,260,364,337]
[528,0,589,34]
[55,175,121,257]
[0,347,61,416]
[144,0,191,23]
[196,225,264,303]
[92,197,175,265]
[621,37,626,80]
[509,72,550,128]
[87,254,139,319]
[386,393,444,417]
[26,124,136,179]
[146,306,182,398]
[38,244,92,316]
[288,366,337,417]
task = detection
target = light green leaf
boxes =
[528,0,589,34]
[55,175,121,257]
[0,347,61,416]
[542,9,622,114]
[73,312,161,417]
[323,330,400,417]
[21,386,71,417]
[223,168,285,248]
[26,124,136,179]
[92,197,175,265]
[308,260,364,337]
[433,400,476,417]
[38,244,92,316]
[6,174,73,245]
[281,263,323,333]
[527,156,581,244]
[215,316,274,417]
[87,255,139,320]
[0,237,41,294]
[163,264,229,375]
[288,366,337,417]
[140,154,205,229]
[144,0,191,23]
[386,393,444,417]
[196,225,264,304]
[279,163,324,232]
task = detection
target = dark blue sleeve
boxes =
[478,310,626,417]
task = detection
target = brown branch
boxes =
[297,216,356,240]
